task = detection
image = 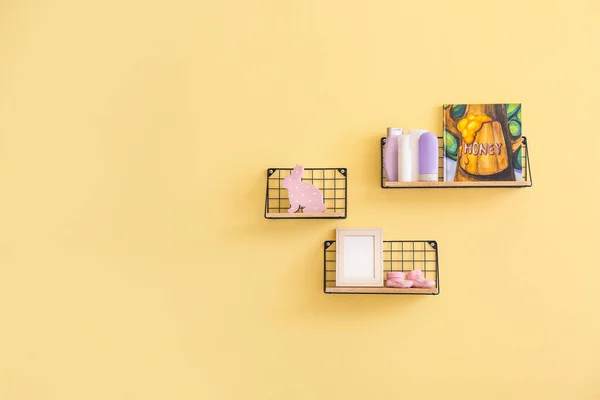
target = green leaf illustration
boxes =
[444,130,458,161]
[509,120,521,137]
[506,103,520,119]
[450,104,467,119]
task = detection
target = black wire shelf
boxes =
[380,136,532,188]
[265,167,347,219]
[324,240,440,295]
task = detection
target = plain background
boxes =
[1,0,599,399]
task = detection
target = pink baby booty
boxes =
[405,269,436,289]
[385,271,414,288]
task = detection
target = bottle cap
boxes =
[387,127,403,136]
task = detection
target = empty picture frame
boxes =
[336,228,383,287]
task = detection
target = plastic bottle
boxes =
[399,133,412,182]
[408,129,428,181]
[419,132,439,181]
[383,128,403,181]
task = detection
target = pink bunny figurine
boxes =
[282,165,327,213]
[406,269,436,289]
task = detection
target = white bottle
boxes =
[408,129,428,182]
[398,133,412,182]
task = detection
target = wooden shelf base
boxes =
[266,212,345,219]
[325,287,439,294]
[383,180,531,188]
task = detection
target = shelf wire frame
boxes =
[380,136,532,188]
[265,168,347,219]
[323,240,439,295]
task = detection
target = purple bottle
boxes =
[418,132,439,182]
[383,127,403,182]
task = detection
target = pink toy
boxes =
[282,165,327,213]
[406,269,436,289]
[385,271,414,288]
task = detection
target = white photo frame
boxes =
[336,228,383,287]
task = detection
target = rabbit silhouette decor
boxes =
[282,165,327,214]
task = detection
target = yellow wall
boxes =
[1,0,599,399]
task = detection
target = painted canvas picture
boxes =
[443,104,523,182]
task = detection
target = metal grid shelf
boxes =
[324,240,440,295]
[265,167,347,219]
[380,136,532,188]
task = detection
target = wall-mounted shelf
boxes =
[266,212,346,219]
[324,240,440,295]
[265,167,347,219]
[380,136,532,188]
[325,287,438,294]
[384,181,530,188]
